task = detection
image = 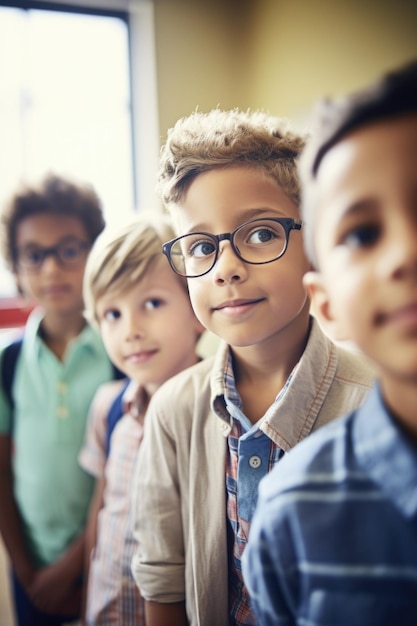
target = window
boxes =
[0,1,136,297]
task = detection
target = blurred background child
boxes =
[0,174,118,626]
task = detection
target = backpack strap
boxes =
[112,363,126,381]
[105,379,130,457]
[1,337,23,411]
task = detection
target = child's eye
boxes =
[20,247,44,266]
[144,298,163,310]
[103,309,121,321]
[340,224,380,249]
[246,226,280,245]
[188,238,216,259]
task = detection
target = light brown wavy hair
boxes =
[157,108,306,224]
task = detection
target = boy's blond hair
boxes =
[157,108,306,219]
[83,211,186,325]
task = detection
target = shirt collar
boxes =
[211,318,324,436]
[353,383,417,519]
[210,317,342,448]
[210,340,233,427]
[260,317,341,449]
[25,307,104,359]
[122,379,149,422]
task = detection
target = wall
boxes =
[246,0,417,125]
[154,0,417,138]
[153,0,253,136]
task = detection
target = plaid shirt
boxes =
[80,380,147,626]
[224,355,288,625]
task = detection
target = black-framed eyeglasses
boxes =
[162,217,302,278]
[17,237,90,272]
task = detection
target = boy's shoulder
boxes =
[100,376,129,393]
[304,317,375,390]
[154,353,216,399]
[86,378,129,435]
[146,353,220,433]
[91,378,129,412]
[286,320,375,437]
[260,384,371,505]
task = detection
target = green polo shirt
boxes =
[0,308,114,567]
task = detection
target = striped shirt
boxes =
[243,383,417,626]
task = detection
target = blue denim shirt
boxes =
[243,383,417,626]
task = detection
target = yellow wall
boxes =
[153,0,253,134]
[246,0,417,124]
[154,0,417,138]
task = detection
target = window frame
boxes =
[0,0,160,328]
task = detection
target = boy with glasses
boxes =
[131,109,375,626]
[0,174,117,626]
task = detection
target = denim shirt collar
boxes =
[353,383,417,519]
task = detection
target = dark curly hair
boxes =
[1,173,105,272]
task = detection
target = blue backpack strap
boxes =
[105,379,130,457]
[1,337,23,411]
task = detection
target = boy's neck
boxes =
[232,315,311,423]
[40,311,87,361]
[381,377,417,445]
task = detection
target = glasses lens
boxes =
[57,240,87,266]
[17,239,88,271]
[234,219,287,263]
[169,233,217,277]
[18,247,45,270]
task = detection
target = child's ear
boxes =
[303,271,348,342]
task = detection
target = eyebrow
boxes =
[186,207,288,233]
[18,235,85,249]
[336,198,380,221]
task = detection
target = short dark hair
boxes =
[299,59,417,266]
[1,173,105,271]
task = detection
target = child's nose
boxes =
[125,314,146,340]
[40,253,61,273]
[385,219,417,280]
[212,241,248,285]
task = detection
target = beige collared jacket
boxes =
[131,318,375,626]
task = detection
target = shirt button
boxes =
[57,406,68,419]
[249,455,262,468]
